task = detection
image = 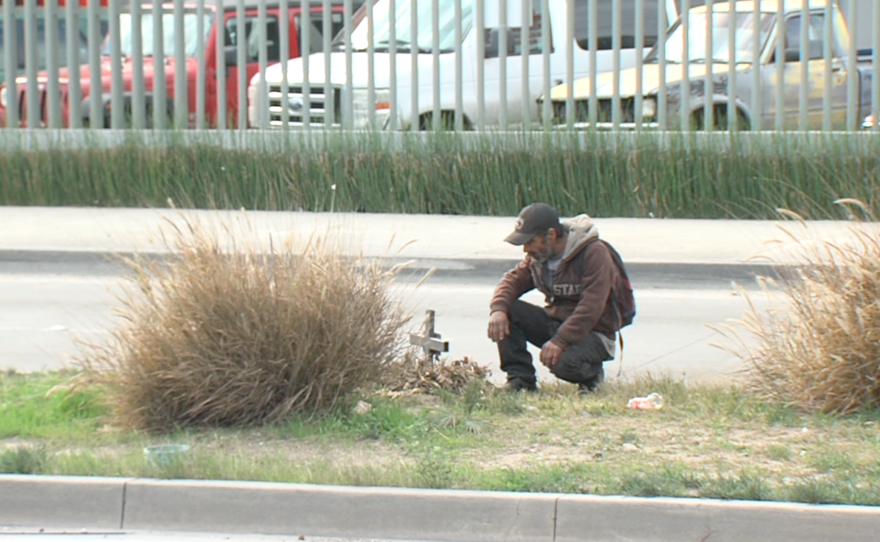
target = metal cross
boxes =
[408,310,449,368]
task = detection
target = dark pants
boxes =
[498,300,613,386]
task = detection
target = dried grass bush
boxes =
[79,216,410,431]
[719,200,880,415]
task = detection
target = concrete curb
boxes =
[0,475,126,529]
[123,479,556,541]
[2,475,879,542]
[0,249,784,288]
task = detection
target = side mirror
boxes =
[485,28,500,59]
[224,45,238,66]
[484,28,520,58]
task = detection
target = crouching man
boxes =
[488,203,624,393]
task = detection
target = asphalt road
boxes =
[0,258,775,383]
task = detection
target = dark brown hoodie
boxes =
[489,214,621,348]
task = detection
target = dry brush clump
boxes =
[721,200,880,415]
[382,355,491,397]
[79,216,411,431]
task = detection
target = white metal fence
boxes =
[0,0,877,132]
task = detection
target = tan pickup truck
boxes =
[542,0,874,130]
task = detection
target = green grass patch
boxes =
[0,370,108,439]
[5,370,880,505]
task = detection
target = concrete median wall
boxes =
[555,494,880,542]
[0,475,126,530]
[122,479,557,541]
[3,475,880,541]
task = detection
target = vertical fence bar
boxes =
[475,0,484,130]
[750,0,760,131]
[46,0,61,128]
[236,0,246,130]
[455,0,463,130]
[410,0,419,130]
[540,0,549,130]
[520,0,529,128]
[634,0,644,129]
[704,0,713,131]
[110,0,124,129]
[389,0,398,130]
[258,0,268,128]
[564,0,574,128]
[367,0,376,129]
[798,1,808,131]
[611,0,620,128]
[657,0,666,130]
[498,0,507,130]
[679,0,689,130]
[196,0,206,129]
[153,0,167,129]
[132,0,145,129]
[64,0,79,128]
[216,0,226,130]
[845,0,857,131]
[774,1,784,131]
[296,0,305,130]
[25,0,38,128]
[323,0,332,129]
[874,0,880,131]
[727,0,736,131]
[431,0,440,130]
[822,0,832,131]
[3,0,17,128]
[587,0,596,128]
[344,0,353,129]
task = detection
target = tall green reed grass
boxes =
[2,131,880,219]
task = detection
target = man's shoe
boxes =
[503,377,537,392]
[577,369,605,395]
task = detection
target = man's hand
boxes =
[488,311,510,343]
[540,341,564,367]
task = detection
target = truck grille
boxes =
[17,89,25,123]
[39,87,48,125]
[16,86,49,127]
[267,84,342,128]
[552,98,636,125]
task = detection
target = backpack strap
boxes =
[574,240,626,377]
[601,240,628,377]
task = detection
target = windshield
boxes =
[348,0,475,53]
[1,18,89,80]
[647,10,775,64]
[109,11,214,58]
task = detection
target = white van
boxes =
[248,0,679,130]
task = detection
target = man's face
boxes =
[523,231,555,263]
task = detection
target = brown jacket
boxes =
[489,214,621,348]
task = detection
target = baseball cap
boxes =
[504,203,561,245]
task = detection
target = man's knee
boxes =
[507,301,555,346]
[507,300,543,324]
[549,334,611,383]
[549,357,603,383]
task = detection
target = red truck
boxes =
[0,0,347,128]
